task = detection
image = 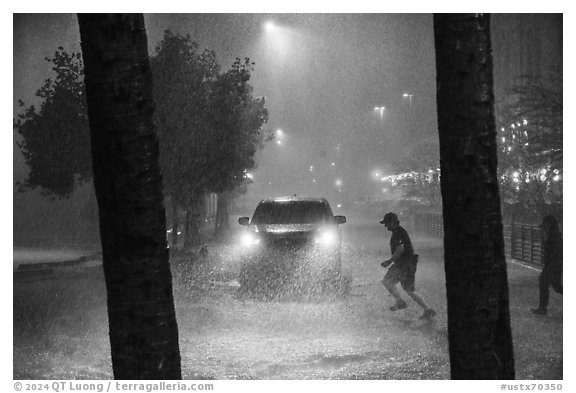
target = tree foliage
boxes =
[390,137,441,207]
[14,48,91,198]
[14,33,269,224]
[149,31,220,209]
[497,73,563,216]
[205,57,269,194]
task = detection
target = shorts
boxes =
[383,262,416,292]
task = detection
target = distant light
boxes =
[335,178,343,187]
[276,129,283,137]
[309,165,314,171]
[264,21,276,32]
[331,162,335,166]
[337,204,342,209]
[245,172,254,180]
[312,178,317,183]
[277,140,282,146]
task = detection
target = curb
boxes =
[508,258,542,272]
[15,252,102,274]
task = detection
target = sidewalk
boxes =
[13,247,102,275]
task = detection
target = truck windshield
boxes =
[251,201,333,224]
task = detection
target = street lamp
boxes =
[374,106,386,122]
[402,93,414,106]
[264,21,276,32]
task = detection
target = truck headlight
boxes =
[240,232,261,248]
[315,229,337,247]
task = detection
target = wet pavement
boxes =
[13,214,562,379]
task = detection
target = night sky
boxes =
[11,10,570,214]
[13,13,439,206]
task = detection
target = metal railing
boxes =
[414,211,543,267]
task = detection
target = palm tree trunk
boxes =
[433,13,515,379]
[171,197,179,248]
[78,13,182,379]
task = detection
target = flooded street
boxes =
[14,213,562,379]
[173,215,450,379]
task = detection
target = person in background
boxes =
[380,212,437,320]
[531,215,563,315]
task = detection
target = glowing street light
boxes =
[374,106,385,120]
[402,92,414,106]
[264,21,276,32]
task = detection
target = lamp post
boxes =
[402,92,414,106]
[402,92,415,138]
[374,106,386,127]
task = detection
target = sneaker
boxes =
[531,308,547,315]
[419,309,437,320]
[389,300,408,311]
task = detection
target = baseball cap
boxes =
[380,212,398,225]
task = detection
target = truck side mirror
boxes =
[334,215,346,224]
[238,217,250,226]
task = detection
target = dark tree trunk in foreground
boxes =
[433,14,515,379]
[171,197,180,248]
[78,14,182,379]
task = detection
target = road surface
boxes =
[13,213,562,379]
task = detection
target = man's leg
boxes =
[405,290,430,311]
[402,264,436,319]
[382,268,407,311]
[532,268,550,315]
[539,269,551,309]
[382,277,403,302]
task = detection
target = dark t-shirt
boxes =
[390,226,414,266]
